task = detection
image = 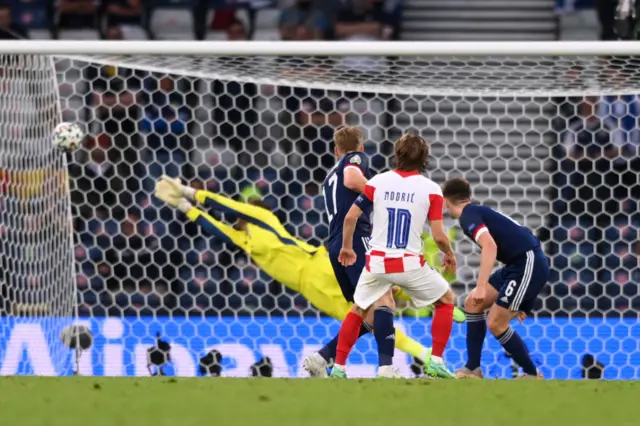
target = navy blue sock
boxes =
[465,312,487,370]
[319,322,372,362]
[373,306,395,367]
[496,327,537,375]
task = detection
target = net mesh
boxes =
[1,51,640,378]
[0,55,75,375]
[65,53,640,96]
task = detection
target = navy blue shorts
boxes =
[489,248,550,314]
[328,234,370,303]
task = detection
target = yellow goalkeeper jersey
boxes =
[185,191,350,318]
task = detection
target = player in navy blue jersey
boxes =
[442,177,550,379]
[323,126,372,303]
[305,126,429,377]
[305,126,383,376]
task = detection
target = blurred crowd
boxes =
[0,0,402,42]
[546,92,640,316]
[0,0,639,319]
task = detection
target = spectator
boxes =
[69,134,133,219]
[294,87,348,173]
[335,0,397,42]
[104,24,123,40]
[279,0,329,40]
[596,0,617,40]
[84,30,142,191]
[0,3,28,39]
[103,0,142,28]
[226,18,247,41]
[598,93,640,147]
[211,69,257,154]
[56,0,99,30]
[140,75,192,193]
[562,96,623,160]
[334,0,398,73]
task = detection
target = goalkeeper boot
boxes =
[455,366,484,379]
[426,358,457,379]
[330,365,347,378]
[377,365,402,378]
[453,307,467,323]
[400,305,466,323]
[303,353,329,378]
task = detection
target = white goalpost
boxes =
[0,41,638,378]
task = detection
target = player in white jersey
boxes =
[332,134,458,379]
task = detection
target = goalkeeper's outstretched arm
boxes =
[184,207,249,251]
[191,190,283,232]
[154,176,249,250]
[155,175,319,254]
[161,176,290,238]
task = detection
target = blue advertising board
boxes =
[1,317,639,379]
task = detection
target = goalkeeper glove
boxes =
[155,178,192,213]
[160,174,196,200]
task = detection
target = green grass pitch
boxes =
[0,377,637,426]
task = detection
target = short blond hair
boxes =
[334,126,364,153]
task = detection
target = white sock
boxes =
[431,355,443,364]
[334,364,346,370]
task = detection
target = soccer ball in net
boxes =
[52,122,83,152]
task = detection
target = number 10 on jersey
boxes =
[386,208,411,249]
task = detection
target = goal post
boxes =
[0,41,639,378]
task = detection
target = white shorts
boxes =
[353,266,449,310]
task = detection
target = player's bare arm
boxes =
[472,231,498,306]
[343,167,367,193]
[338,203,363,267]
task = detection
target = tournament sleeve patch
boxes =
[427,194,444,221]
[350,155,361,165]
[354,194,373,213]
[363,184,375,201]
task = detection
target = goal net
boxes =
[1,41,639,378]
[0,54,76,375]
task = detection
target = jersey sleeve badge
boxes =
[349,155,361,165]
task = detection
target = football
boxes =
[52,122,84,152]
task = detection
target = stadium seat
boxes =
[146,0,198,40]
[253,29,280,40]
[120,24,149,40]
[204,31,226,40]
[28,29,52,39]
[254,8,279,29]
[203,1,278,39]
[58,29,100,40]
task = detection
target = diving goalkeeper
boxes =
[154,175,443,371]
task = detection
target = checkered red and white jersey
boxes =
[360,170,444,274]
